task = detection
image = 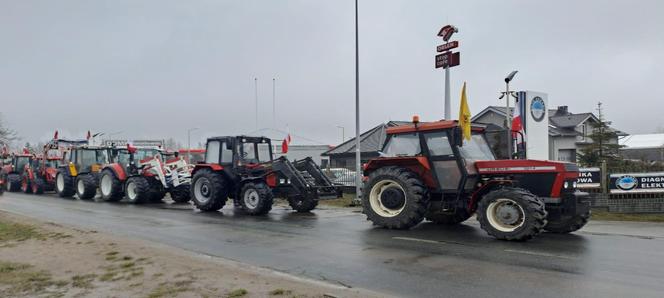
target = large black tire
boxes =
[148,178,166,202]
[125,176,151,204]
[191,169,228,211]
[99,169,123,202]
[55,169,75,198]
[425,208,473,225]
[544,211,591,233]
[21,173,32,194]
[6,173,21,192]
[170,184,191,203]
[76,174,97,200]
[287,195,319,213]
[477,187,547,241]
[362,166,429,229]
[238,182,273,215]
[31,177,45,195]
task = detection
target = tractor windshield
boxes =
[459,134,495,161]
[383,134,421,157]
[241,142,271,163]
[15,157,31,173]
[80,149,109,166]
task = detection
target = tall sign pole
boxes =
[354,0,362,204]
[435,25,460,119]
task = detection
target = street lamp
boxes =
[336,126,345,143]
[187,128,199,163]
[503,70,518,158]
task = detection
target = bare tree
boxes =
[0,113,17,147]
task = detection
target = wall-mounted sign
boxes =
[530,96,546,122]
[435,52,460,69]
[609,172,664,193]
[577,167,601,188]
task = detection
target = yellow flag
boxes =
[458,82,472,141]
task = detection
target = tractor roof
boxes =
[386,120,485,135]
[207,136,271,143]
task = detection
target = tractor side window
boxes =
[220,142,233,163]
[383,134,421,157]
[459,135,495,161]
[206,141,221,164]
[424,132,454,157]
[257,143,271,162]
[242,143,258,162]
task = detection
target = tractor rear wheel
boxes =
[426,208,473,225]
[125,176,151,204]
[31,177,45,195]
[21,174,32,194]
[76,174,97,200]
[477,187,547,241]
[191,169,228,212]
[239,182,273,215]
[288,195,319,213]
[6,173,21,192]
[544,211,590,234]
[169,184,190,203]
[55,170,75,197]
[99,170,123,202]
[362,166,429,229]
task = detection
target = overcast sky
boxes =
[1,0,663,146]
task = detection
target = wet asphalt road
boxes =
[1,192,664,298]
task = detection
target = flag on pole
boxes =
[282,134,292,154]
[458,82,472,141]
[86,130,91,140]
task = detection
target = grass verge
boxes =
[591,210,664,222]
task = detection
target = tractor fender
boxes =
[363,156,437,189]
[468,180,514,212]
[103,164,127,181]
[191,164,224,176]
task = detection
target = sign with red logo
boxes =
[437,25,458,42]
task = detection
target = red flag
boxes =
[287,134,292,143]
[54,130,59,140]
[23,148,30,154]
[86,130,91,140]
[511,102,524,144]
[281,139,289,153]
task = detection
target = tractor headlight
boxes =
[564,181,569,189]
[572,181,577,188]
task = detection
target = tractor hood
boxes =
[474,159,578,175]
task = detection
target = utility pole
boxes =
[254,77,259,130]
[354,0,362,204]
[503,71,518,158]
[272,78,276,129]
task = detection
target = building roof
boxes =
[549,113,595,128]
[322,121,410,156]
[245,128,326,146]
[620,134,664,149]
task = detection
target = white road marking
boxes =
[504,249,575,260]
[392,236,443,244]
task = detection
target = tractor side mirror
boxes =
[225,142,233,150]
[451,127,463,147]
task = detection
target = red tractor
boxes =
[1,152,33,192]
[190,136,341,215]
[362,119,590,241]
[20,155,61,194]
[98,145,191,204]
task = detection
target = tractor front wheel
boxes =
[99,170,123,202]
[148,178,166,203]
[426,208,473,225]
[288,195,318,213]
[6,173,21,192]
[239,182,273,215]
[191,169,228,212]
[31,178,45,194]
[169,184,190,203]
[362,166,429,229]
[477,187,547,241]
[21,174,32,194]
[125,176,151,204]
[544,211,590,234]
[76,174,97,200]
[55,170,75,197]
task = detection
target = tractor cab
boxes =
[63,147,111,175]
[203,136,273,167]
[11,154,33,176]
[1,154,33,192]
[362,119,590,241]
[55,145,111,199]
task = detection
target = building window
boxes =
[558,149,576,162]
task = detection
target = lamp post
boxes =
[187,128,199,163]
[336,126,345,143]
[503,70,518,158]
[353,0,362,205]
